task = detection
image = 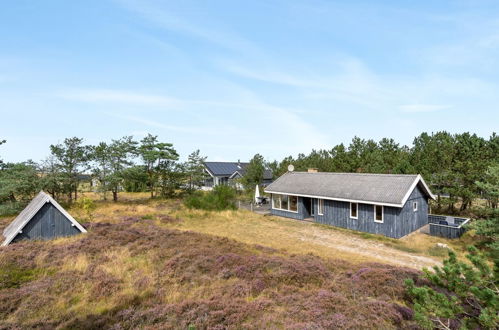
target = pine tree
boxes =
[185,150,207,192]
[405,246,499,329]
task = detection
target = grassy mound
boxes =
[0,216,422,329]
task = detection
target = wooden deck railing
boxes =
[428,214,470,239]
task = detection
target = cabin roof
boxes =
[2,191,87,246]
[204,161,273,179]
[264,172,435,207]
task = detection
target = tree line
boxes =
[0,134,207,208]
[1,131,497,214]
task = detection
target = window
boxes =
[318,199,324,215]
[374,205,383,223]
[281,195,289,210]
[272,194,298,213]
[413,202,418,212]
[350,202,358,219]
[289,196,298,212]
[272,194,281,209]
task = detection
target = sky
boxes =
[0,0,498,163]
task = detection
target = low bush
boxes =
[140,214,155,220]
[405,246,499,329]
[0,265,47,289]
[0,202,25,217]
[74,196,96,222]
[184,185,237,211]
[427,245,449,257]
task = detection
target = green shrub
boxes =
[74,196,96,221]
[405,246,499,329]
[0,202,24,217]
[0,266,46,289]
[391,245,419,253]
[184,185,237,211]
[427,245,449,257]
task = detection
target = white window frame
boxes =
[271,194,298,213]
[413,201,418,212]
[350,202,358,219]
[374,205,384,223]
[318,199,324,215]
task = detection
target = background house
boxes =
[265,170,435,239]
[202,161,273,190]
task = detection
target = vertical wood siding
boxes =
[429,224,465,239]
[272,185,429,239]
[12,203,82,242]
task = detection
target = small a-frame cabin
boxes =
[1,191,87,246]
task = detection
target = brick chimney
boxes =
[307,168,318,173]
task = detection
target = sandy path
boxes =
[290,226,440,269]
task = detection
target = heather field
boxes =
[0,195,459,329]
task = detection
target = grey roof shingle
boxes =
[2,191,86,246]
[204,162,273,179]
[264,172,434,207]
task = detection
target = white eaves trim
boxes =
[204,167,215,178]
[229,171,243,179]
[265,174,436,208]
[400,174,436,206]
[1,191,87,247]
[264,190,404,208]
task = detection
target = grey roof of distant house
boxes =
[2,191,87,246]
[204,162,273,180]
[264,172,434,207]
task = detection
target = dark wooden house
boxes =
[1,191,87,246]
[265,171,435,239]
[202,161,273,190]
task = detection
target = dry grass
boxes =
[0,216,422,329]
[1,194,469,269]
[62,195,469,267]
[160,205,468,268]
[1,193,478,328]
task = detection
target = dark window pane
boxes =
[351,203,357,218]
[281,195,289,210]
[375,205,383,221]
[289,196,298,212]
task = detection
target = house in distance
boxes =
[265,169,436,239]
[1,191,87,246]
[202,161,273,190]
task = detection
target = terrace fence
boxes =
[428,214,470,239]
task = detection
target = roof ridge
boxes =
[204,161,249,163]
[290,171,418,177]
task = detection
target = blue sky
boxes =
[1,0,498,163]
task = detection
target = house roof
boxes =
[204,162,273,180]
[204,162,247,176]
[264,172,435,208]
[2,191,87,246]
